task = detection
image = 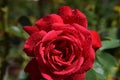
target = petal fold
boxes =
[72,9,88,28]
[78,47,95,73]
[58,6,88,28]
[24,58,43,80]
[36,14,63,32]
[23,31,47,56]
[42,30,63,42]
[58,6,72,23]
[90,30,102,50]
[23,26,39,35]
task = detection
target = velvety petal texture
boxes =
[23,6,102,80]
[90,30,102,50]
[24,58,43,80]
[36,14,63,32]
[23,31,47,56]
[58,6,88,28]
[23,26,39,35]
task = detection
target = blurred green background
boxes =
[0,0,120,80]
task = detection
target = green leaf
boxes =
[100,39,120,50]
[86,61,106,80]
[8,26,22,37]
[86,69,105,80]
[86,69,97,80]
[93,61,105,78]
[97,53,116,68]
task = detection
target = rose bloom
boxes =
[23,6,101,80]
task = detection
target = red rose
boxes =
[23,6,101,80]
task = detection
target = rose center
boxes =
[52,40,72,60]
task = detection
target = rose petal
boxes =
[36,50,54,80]
[72,23,91,44]
[52,49,62,55]
[72,9,88,28]
[24,58,43,80]
[66,24,94,73]
[58,6,72,24]
[53,57,84,75]
[58,6,72,17]
[23,26,39,35]
[58,6,88,28]
[36,14,63,32]
[90,30,102,50]
[40,44,47,64]
[78,47,95,73]
[52,23,73,30]
[23,31,47,56]
[54,56,71,66]
[41,73,53,80]
[72,23,90,36]
[43,14,63,23]
[42,30,63,42]
[52,23,78,35]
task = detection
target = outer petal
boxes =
[23,26,39,35]
[78,47,95,73]
[58,6,88,28]
[72,24,95,73]
[24,58,43,80]
[35,14,63,32]
[58,6,73,23]
[23,31,47,56]
[72,23,89,34]
[72,9,88,28]
[90,30,102,50]
[72,23,90,41]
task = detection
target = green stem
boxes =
[0,2,10,80]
